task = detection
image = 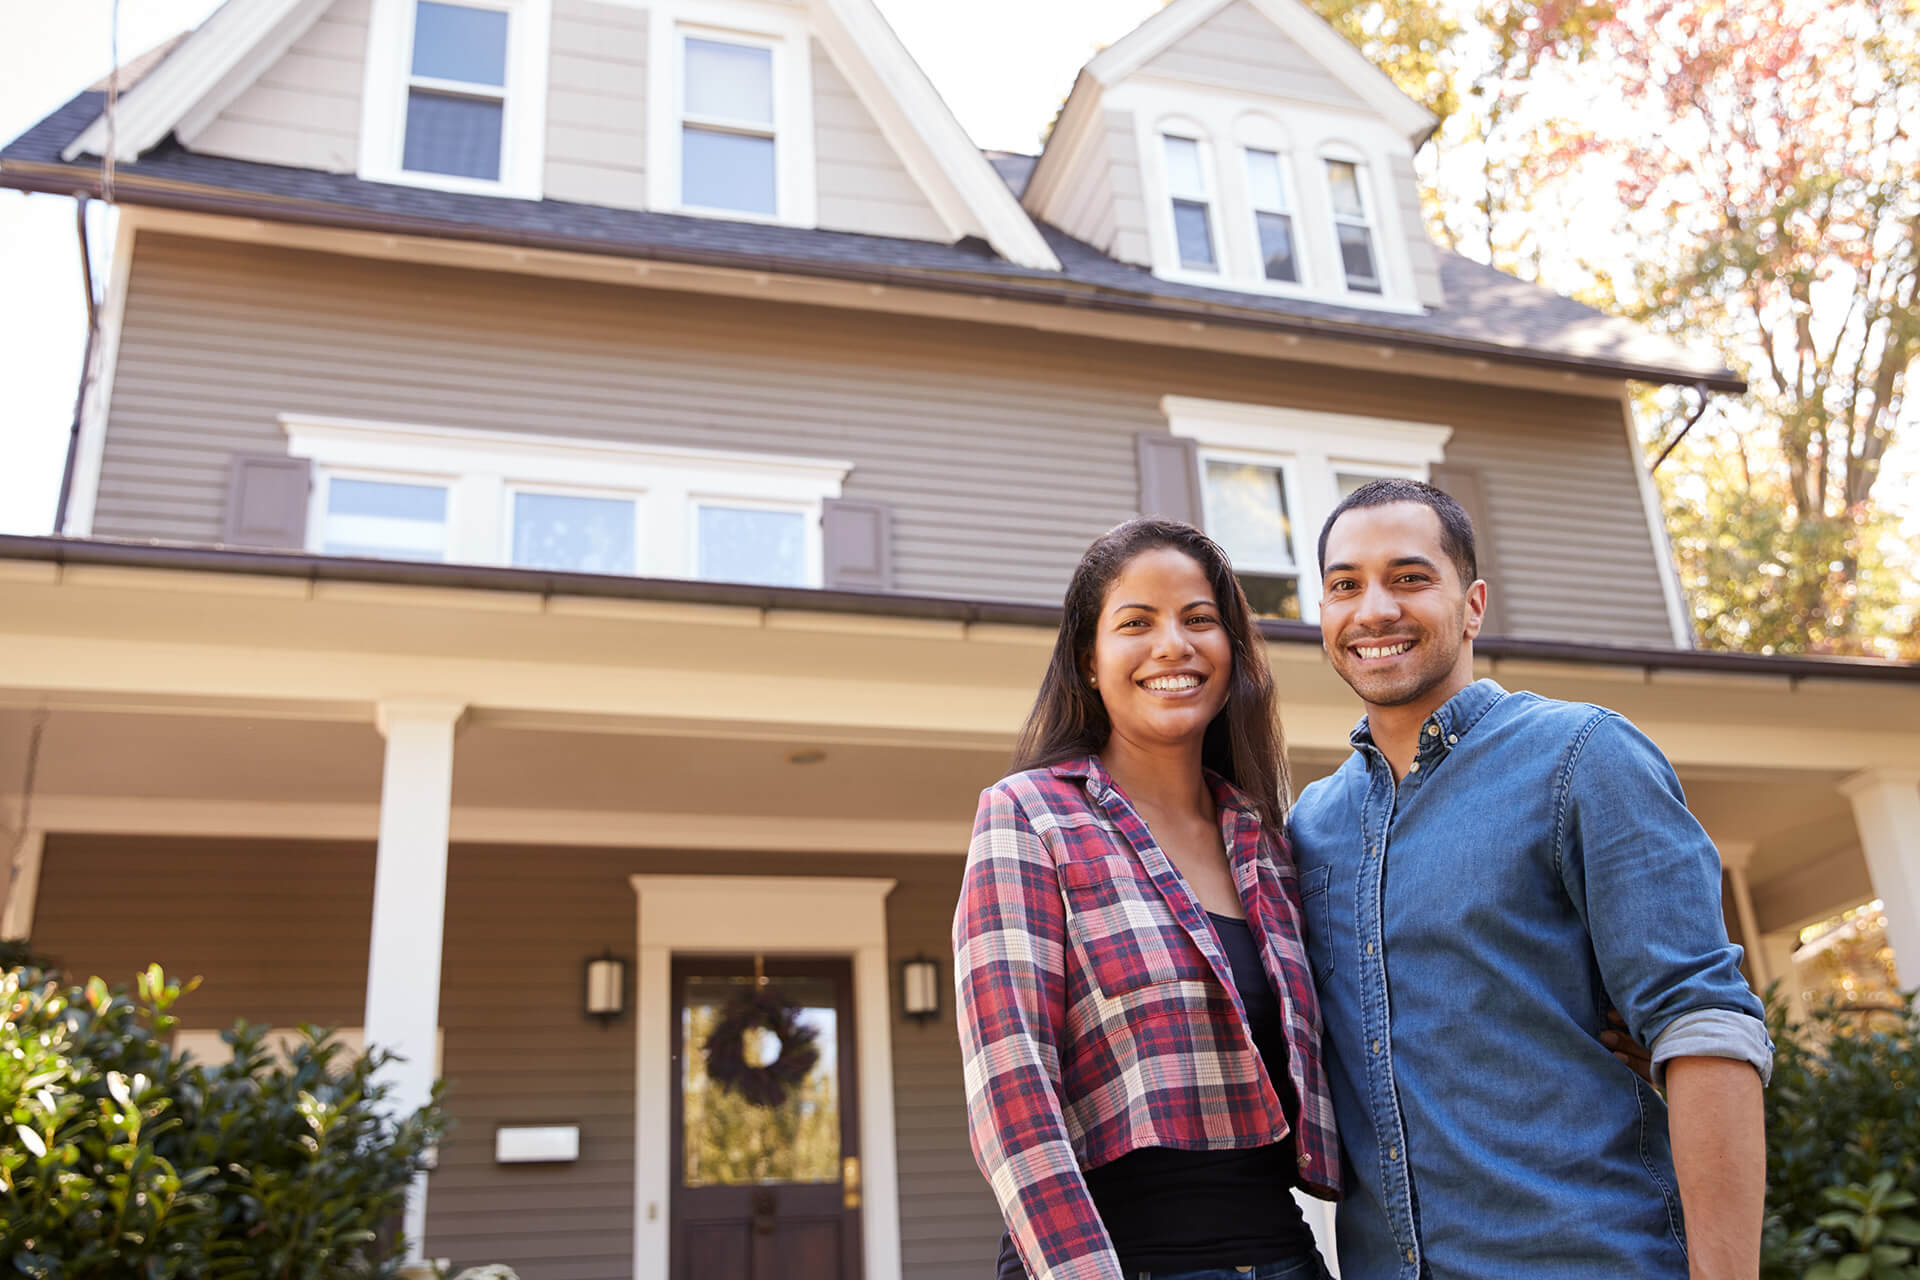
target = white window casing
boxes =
[1163,395,1452,621]
[282,415,848,587]
[360,0,552,198]
[1160,128,1222,273]
[1321,147,1383,296]
[646,0,817,226]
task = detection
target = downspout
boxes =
[1651,381,1714,472]
[51,195,101,536]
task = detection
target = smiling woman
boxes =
[953,517,1336,1280]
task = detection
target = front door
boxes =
[671,956,861,1280]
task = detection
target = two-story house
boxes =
[3,0,1919,1276]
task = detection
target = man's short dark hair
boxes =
[1317,478,1478,584]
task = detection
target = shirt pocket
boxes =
[1300,863,1334,985]
[1057,855,1210,998]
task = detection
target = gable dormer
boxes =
[61,0,1059,269]
[1024,0,1444,310]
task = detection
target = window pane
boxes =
[1326,159,1366,218]
[403,89,503,180]
[1163,135,1206,198]
[1336,471,1378,499]
[1205,460,1295,571]
[323,478,447,561]
[512,492,636,575]
[682,127,776,214]
[412,2,508,86]
[1338,223,1381,292]
[685,38,773,125]
[682,974,839,1186]
[698,506,805,586]
[1245,148,1286,211]
[1256,211,1299,282]
[1238,572,1302,621]
[1173,199,1216,271]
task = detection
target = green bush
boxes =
[2,962,448,1278]
[1764,987,1920,1279]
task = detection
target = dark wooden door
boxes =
[671,957,861,1280]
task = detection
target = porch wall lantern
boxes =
[584,951,627,1026]
[901,954,941,1024]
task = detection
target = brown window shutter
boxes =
[1136,433,1203,526]
[822,498,893,591]
[222,454,313,550]
[1428,463,1508,636]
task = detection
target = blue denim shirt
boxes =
[1289,680,1770,1279]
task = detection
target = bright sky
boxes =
[0,0,1913,553]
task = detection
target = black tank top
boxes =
[994,912,1320,1277]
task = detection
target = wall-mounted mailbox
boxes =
[494,1125,581,1164]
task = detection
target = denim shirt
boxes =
[1288,680,1770,1280]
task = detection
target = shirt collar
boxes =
[1348,678,1508,760]
[1051,754,1256,816]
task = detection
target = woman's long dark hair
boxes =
[1011,518,1291,833]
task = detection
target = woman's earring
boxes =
[1088,674,1098,688]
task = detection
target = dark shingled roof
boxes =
[3,91,1741,390]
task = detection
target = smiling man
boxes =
[1286,479,1770,1279]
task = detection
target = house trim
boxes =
[629,874,903,1280]
[63,0,333,162]
[1619,388,1697,649]
[60,216,136,537]
[1,827,45,940]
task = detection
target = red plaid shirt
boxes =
[954,756,1338,1280]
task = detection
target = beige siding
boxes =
[544,0,648,209]
[811,39,949,241]
[1144,0,1369,110]
[184,0,369,172]
[31,834,1000,1280]
[95,232,1676,645]
[1390,153,1444,308]
[1044,109,1153,267]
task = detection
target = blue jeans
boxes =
[1135,1256,1332,1280]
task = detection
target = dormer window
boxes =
[360,0,550,197]
[1162,134,1218,272]
[681,37,777,216]
[1244,148,1299,284]
[1325,158,1382,295]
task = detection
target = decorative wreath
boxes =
[704,986,821,1108]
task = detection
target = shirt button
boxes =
[1426,723,1439,737]
[1298,1153,1312,1167]
[1389,1146,1399,1160]
[1366,942,1375,955]
[1448,734,1458,744]
[1372,1039,1381,1054]
[1406,1248,1416,1263]
[1409,761,1421,772]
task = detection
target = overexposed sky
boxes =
[0,0,1912,548]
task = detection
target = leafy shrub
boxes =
[2,962,448,1278]
[1764,988,1920,1279]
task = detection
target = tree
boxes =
[1598,0,1920,657]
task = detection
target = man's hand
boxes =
[1600,1008,1655,1085]
[1665,1055,1765,1280]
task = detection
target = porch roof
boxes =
[4,533,1914,686]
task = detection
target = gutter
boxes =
[51,196,100,535]
[0,161,1748,395]
[3,534,1913,684]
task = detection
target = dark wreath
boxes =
[704,986,821,1108]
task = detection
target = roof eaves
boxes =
[4,535,1913,683]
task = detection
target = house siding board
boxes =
[29,833,997,1280]
[810,39,949,242]
[1104,109,1153,266]
[1143,0,1369,110]
[1390,152,1444,308]
[95,233,1674,644]
[543,1,648,209]
[184,0,369,173]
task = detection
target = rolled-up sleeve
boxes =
[953,784,1122,1280]
[1555,713,1773,1085]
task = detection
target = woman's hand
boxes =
[1600,1008,1655,1086]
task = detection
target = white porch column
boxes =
[1839,768,1920,986]
[1716,842,1769,991]
[364,698,465,1261]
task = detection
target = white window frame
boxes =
[646,1,816,226]
[1164,396,1452,622]
[283,415,848,587]
[1321,150,1384,296]
[311,466,461,562]
[359,0,552,199]
[1159,127,1223,275]
[1242,145,1305,287]
[687,494,820,587]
